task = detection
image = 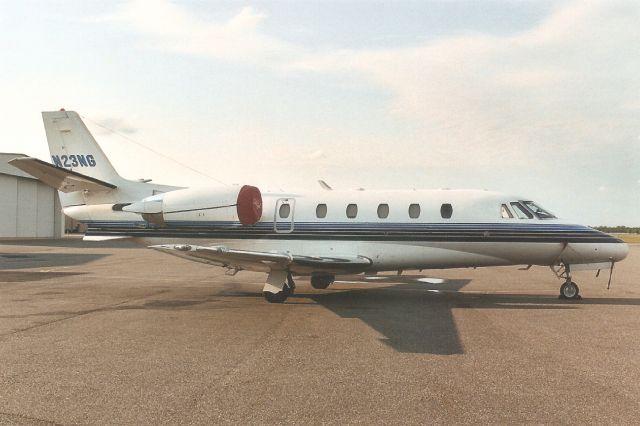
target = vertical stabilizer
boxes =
[42,110,121,183]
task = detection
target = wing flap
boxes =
[8,157,116,193]
[150,244,372,273]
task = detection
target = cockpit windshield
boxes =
[522,201,556,219]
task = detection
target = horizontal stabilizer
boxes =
[9,157,117,193]
[83,235,132,241]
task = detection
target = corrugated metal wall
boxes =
[0,174,62,238]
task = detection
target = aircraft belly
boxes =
[358,241,565,270]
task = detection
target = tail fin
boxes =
[42,110,121,183]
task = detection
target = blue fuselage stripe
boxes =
[82,220,622,244]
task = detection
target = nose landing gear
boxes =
[559,281,580,300]
[552,263,582,300]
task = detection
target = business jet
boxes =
[10,110,629,303]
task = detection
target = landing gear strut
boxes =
[263,271,295,303]
[555,263,582,300]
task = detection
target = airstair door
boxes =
[274,198,295,233]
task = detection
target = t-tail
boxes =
[43,110,121,184]
[9,110,180,233]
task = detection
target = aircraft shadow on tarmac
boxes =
[0,253,108,270]
[250,278,640,355]
[306,280,470,355]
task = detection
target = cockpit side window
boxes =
[501,204,514,219]
[510,202,533,219]
[522,201,556,219]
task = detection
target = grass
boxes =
[613,233,640,244]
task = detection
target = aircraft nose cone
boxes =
[611,241,629,262]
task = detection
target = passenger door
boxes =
[274,198,295,233]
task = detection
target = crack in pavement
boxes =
[0,289,171,339]
[0,410,64,425]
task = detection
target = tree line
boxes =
[594,226,640,234]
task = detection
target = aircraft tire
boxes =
[264,291,288,303]
[310,274,335,289]
[559,281,581,300]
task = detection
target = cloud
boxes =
[110,1,303,68]
[308,149,325,160]
[295,1,640,163]
[109,0,640,168]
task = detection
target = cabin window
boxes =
[440,203,453,219]
[501,204,513,219]
[522,201,556,219]
[346,204,358,219]
[279,203,291,219]
[408,204,421,219]
[316,204,327,218]
[510,202,533,219]
[377,204,389,219]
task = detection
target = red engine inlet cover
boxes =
[236,185,262,225]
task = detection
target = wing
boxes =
[8,157,116,193]
[150,244,372,274]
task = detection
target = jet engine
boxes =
[123,185,262,226]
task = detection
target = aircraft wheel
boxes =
[310,274,335,289]
[559,281,581,300]
[264,291,288,303]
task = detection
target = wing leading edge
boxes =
[150,244,372,274]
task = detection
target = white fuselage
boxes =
[65,187,629,274]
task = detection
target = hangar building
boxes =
[0,153,64,238]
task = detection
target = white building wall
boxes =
[1,152,63,239]
[17,178,38,237]
[0,174,18,237]
[36,182,56,237]
[0,174,62,238]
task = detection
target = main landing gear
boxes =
[554,263,582,300]
[263,271,296,303]
[310,273,335,289]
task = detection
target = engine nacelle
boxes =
[124,185,262,226]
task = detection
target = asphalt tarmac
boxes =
[0,238,639,425]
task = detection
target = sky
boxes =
[0,0,638,225]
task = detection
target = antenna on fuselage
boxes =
[318,180,333,191]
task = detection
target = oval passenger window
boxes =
[279,203,291,218]
[440,203,453,219]
[377,204,389,219]
[316,204,327,218]
[408,204,420,219]
[346,204,358,219]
